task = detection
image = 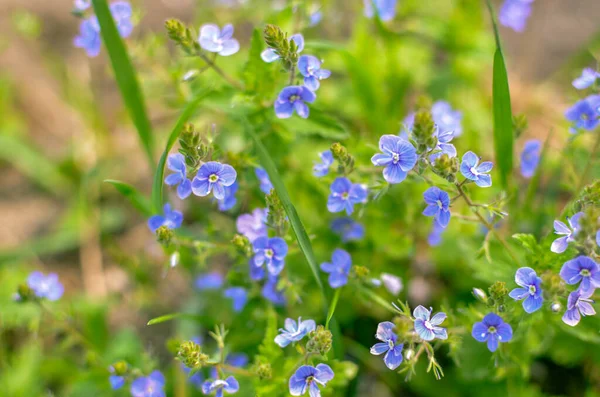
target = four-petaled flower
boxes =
[192,161,237,200]
[298,55,331,91]
[498,0,533,33]
[460,151,493,187]
[370,321,404,370]
[74,2,133,57]
[573,68,600,90]
[320,249,352,288]
[413,306,448,341]
[422,187,451,228]
[313,150,334,177]
[131,370,165,397]
[27,271,64,301]
[508,267,543,313]
[274,317,316,347]
[520,140,541,178]
[471,313,513,352]
[289,364,334,396]
[371,135,417,184]
[363,0,397,22]
[330,218,365,242]
[565,95,600,132]
[236,208,267,242]
[261,34,304,63]
[551,212,583,253]
[165,153,192,199]
[274,86,316,119]
[201,376,239,397]
[327,177,368,215]
[198,24,240,56]
[148,203,183,233]
[218,181,238,211]
[255,167,273,194]
[562,289,596,327]
[560,256,600,293]
[432,101,463,137]
[223,287,248,312]
[429,128,456,161]
[253,236,288,276]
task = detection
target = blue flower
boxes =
[236,208,267,242]
[460,151,493,187]
[148,203,183,233]
[565,95,600,132]
[313,150,334,177]
[255,167,273,194]
[380,273,403,295]
[274,317,316,347]
[422,187,451,228]
[498,0,533,32]
[262,34,304,62]
[330,218,365,242]
[74,17,101,57]
[274,86,316,119]
[432,101,463,136]
[198,24,239,56]
[320,249,351,288]
[597,230,600,248]
[226,353,249,368]
[110,1,134,37]
[289,364,334,396]
[309,10,323,27]
[253,236,288,276]
[520,139,541,178]
[370,321,404,370]
[74,0,91,11]
[471,313,513,352]
[560,256,600,293]
[27,271,64,301]
[262,275,286,306]
[573,68,600,90]
[551,212,583,253]
[562,289,596,327]
[427,221,445,246]
[218,181,238,211]
[429,128,456,161]
[195,272,224,290]
[131,371,165,397]
[363,0,397,21]
[413,306,448,341]
[109,375,125,390]
[298,55,331,91]
[224,287,248,312]
[371,135,417,184]
[508,267,543,313]
[327,177,368,215]
[201,376,239,397]
[192,161,237,200]
[165,153,192,199]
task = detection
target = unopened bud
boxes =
[306,325,333,356]
[472,288,487,303]
[156,226,174,246]
[256,363,272,380]
[551,302,561,313]
[177,340,209,370]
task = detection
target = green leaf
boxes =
[104,179,152,216]
[91,0,154,167]
[278,107,350,140]
[326,288,341,329]
[486,0,514,189]
[243,28,277,100]
[151,90,211,212]
[147,312,202,326]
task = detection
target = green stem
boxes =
[198,53,243,90]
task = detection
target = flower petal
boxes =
[370,342,389,355]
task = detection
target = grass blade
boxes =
[325,288,341,329]
[91,0,154,167]
[104,179,152,216]
[147,312,202,326]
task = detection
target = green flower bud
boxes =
[263,24,299,71]
[156,226,174,247]
[488,281,508,310]
[305,325,333,356]
[165,19,198,55]
[432,153,459,183]
[330,142,355,175]
[232,234,253,257]
[177,340,209,370]
[110,361,128,376]
[255,362,272,380]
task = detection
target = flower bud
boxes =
[330,142,355,175]
[306,325,333,356]
[170,252,180,268]
[404,348,415,361]
[255,363,272,380]
[551,302,561,313]
[177,340,209,370]
[156,226,174,247]
[110,361,128,376]
[232,234,253,257]
[472,288,487,303]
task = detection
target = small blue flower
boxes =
[289,364,334,396]
[565,95,600,132]
[192,161,237,200]
[562,289,596,327]
[195,272,224,290]
[320,249,351,288]
[298,55,331,91]
[432,101,463,136]
[413,306,448,341]
[262,275,286,306]
[560,256,600,293]
[218,181,238,211]
[380,273,403,295]
[498,0,533,32]
[249,257,265,281]
[255,167,273,194]
[109,375,125,390]
[309,10,323,26]
[131,371,165,397]
[226,353,249,368]
[236,208,268,242]
[422,187,451,228]
[429,128,456,161]
[330,218,365,242]
[371,135,417,184]
[460,151,493,187]
[148,203,183,233]
[274,86,316,119]
[508,267,543,313]
[262,34,304,62]
[313,150,334,177]
[363,0,397,21]
[74,0,91,11]
[520,139,541,178]
[274,317,316,347]
[370,321,404,370]
[201,376,239,397]
[551,212,583,253]
[471,313,513,352]
[198,24,240,56]
[253,236,288,276]
[27,271,64,301]
[327,177,368,215]
[427,221,445,246]
[224,287,248,312]
[573,68,600,90]
[110,1,134,37]
[73,17,101,57]
[165,153,192,199]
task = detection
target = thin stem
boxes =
[288,65,296,85]
[198,53,243,90]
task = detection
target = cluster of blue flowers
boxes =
[566,66,600,133]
